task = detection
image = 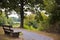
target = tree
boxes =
[0,0,46,28]
[19,0,24,28]
[0,0,21,27]
[43,0,60,33]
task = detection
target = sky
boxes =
[8,10,19,18]
[9,13,18,18]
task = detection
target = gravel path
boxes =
[12,29,53,40]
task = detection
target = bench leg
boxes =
[4,31,10,35]
[12,33,19,38]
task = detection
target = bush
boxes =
[24,25,30,29]
[24,24,36,30]
[30,26,36,30]
[8,18,14,25]
[38,27,45,31]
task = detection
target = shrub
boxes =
[24,25,30,29]
[38,27,45,31]
[30,26,36,30]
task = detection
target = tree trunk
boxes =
[5,9,9,19]
[20,0,24,28]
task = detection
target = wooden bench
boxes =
[2,25,21,37]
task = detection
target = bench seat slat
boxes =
[10,28,21,33]
[5,30,11,32]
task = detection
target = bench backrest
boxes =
[2,25,12,32]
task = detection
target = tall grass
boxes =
[24,24,36,30]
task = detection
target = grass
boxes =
[24,25,37,31]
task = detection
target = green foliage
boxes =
[43,0,60,33]
[24,25,30,29]
[0,12,8,25]
[0,12,14,26]
[24,24,36,30]
[40,11,48,20]
[35,10,49,31]
[24,10,49,31]
[0,0,60,33]
[37,26,45,31]
[43,0,57,13]
[55,0,60,5]
[13,23,20,28]
[7,18,13,25]
[30,26,36,30]
[24,14,37,30]
[35,12,43,22]
[24,14,35,25]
